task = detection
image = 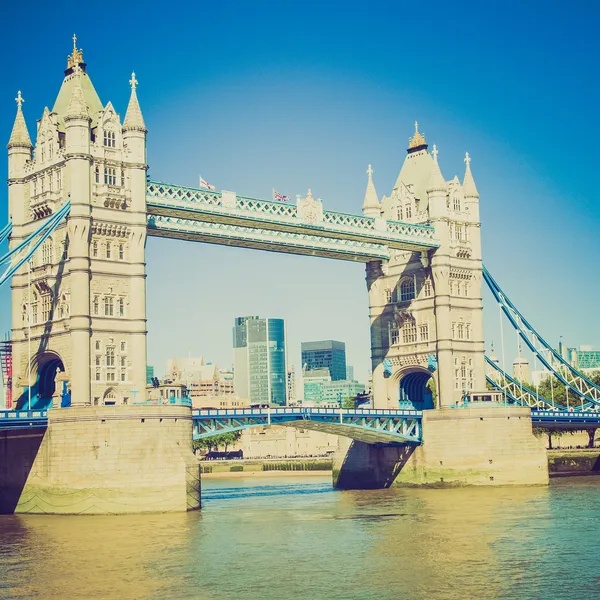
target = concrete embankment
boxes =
[548,450,600,476]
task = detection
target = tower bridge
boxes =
[1,39,596,513]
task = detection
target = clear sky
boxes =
[1,1,599,385]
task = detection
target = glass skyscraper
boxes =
[301,340,347,381]
[233,316,287,406]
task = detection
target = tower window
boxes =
[104,167,116,186]
[419,324,429,341]
[118,244,124,260]
[56,169,62,189]
[423,279,432,298]
[399,279,415,302]
[105,346,115,367]
[121,169,125,187]
[92,240,98,257]
[118,298,124,317]
[106,242,111,259]
[104,296,114,316]
[41,293,52,322]
[103,130,116,148]
[389,323,400,345]
[95,340,101,351]
[402,320,417,344]
[93,296,99,315]
[454,197,461,211]
[405,204,412,219]
[120,341,126,352]
[95,166,100,184]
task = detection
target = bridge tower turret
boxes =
[7,37,150,408]
[367,123,486,409]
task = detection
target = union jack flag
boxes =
[273,190,289,202]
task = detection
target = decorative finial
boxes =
[66,34,84,71]
[367,164,373,179]
[15,91,24,109]
[464,152,471,166]
[307,189,313,199]
[408,121,427,151]
[432,144,439,161]
[129,72,138,91]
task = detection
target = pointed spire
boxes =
[362,164,380,216]
[427,144,445,189]
[463,152,479,198]
[123,72,147,133]
[64,63,90,121]
[7,91,33,149]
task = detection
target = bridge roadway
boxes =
[3,407,600,443]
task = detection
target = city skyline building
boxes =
[301,340,347,381]
[233,316,287,406]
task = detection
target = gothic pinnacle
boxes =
[7,91,33,149]
[123,71,147,133]
[463,151,479,198]
[427,144,445,189]
[362,164,380,216]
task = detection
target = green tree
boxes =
[193,430,242,454]
[342,396,356,409]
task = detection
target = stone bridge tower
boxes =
[364,123,485,409]
[7,38,148,408]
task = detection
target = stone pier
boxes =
[0,405,201,514]
[333,406,548,488]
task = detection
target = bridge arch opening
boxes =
[17,350,66,410]
[397,367,434,410]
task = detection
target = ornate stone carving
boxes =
[296,189,323,224]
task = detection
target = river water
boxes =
[1,475,599,600]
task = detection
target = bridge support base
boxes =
[333,406,548,488]
[0,405,201,514]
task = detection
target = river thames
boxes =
[1,474,599,599]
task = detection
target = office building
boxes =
[233,316,287,406]
[301,340,347,381]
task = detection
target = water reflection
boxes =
[0,476,598,600]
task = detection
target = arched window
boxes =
[399,279,415,302]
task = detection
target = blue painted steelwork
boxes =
[485,356,572,411]
[0,222,11,244]
[531,410,600,429]
[0,410,48,430]
[483,266,600,407]
[134,396,193,407]
[0,201,70,288]
[192,406,423,444]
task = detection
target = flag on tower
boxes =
[273,189,289,202]
[199,175,216,191]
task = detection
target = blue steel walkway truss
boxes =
[193,407,423,444]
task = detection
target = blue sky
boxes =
[1,1,599,384]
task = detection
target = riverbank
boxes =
[199,458,333,478]
[200,452,600,480]
[548,449,600,476]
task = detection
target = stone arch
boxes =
[388,365,434,410]
[17,350,66,410]
[102,387,120,406]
